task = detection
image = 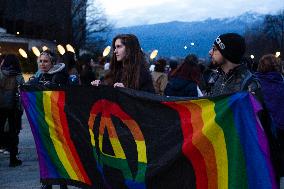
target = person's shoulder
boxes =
[161,72,168,78]
[168,77,192,89]
[152,71,166,78]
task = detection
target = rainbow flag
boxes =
[21,85,277,189]
[21,90,91,187]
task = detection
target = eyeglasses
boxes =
[212,45,218,52]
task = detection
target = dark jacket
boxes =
[28,63,68,86]
[255,72,284,130]
[139,67,155,93]
[255,71,284,178]
[164,77,198,97]
[104,65,155,93]
[209,64,256,96]
[0,66,24,109]
[80,67,96,86]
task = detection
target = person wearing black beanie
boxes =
[207,33,259,96]
[209,34,283,187]
[213,33,246,64]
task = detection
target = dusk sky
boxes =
[94,0,284,27]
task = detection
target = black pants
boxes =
[0,108,22,159]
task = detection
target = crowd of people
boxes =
[0,32,283,188]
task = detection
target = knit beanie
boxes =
[214,33,246,64]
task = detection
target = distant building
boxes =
[0,0,86,54]
[0,28,56,55]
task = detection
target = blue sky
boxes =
[93,0,284,27]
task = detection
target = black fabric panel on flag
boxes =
[23,85,197,189]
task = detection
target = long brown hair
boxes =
[105,34,147,89]
[172,54,201,85]
[257,54,282,73]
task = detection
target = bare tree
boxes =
[263,10,284,55]
[71,0,112,53]
[244,10,284,60]
[245,30,274,60]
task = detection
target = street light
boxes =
[103,46,111,57]
[190,42,195,46]
[66,44,75,53]
[32,46,40,57]
[19,48,28,58]
[250,55,255,59]
[57,45,65,55]
[150,49,158,60]
[275,51,281,58]
[42,46,48,51]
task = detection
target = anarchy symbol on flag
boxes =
[88,99,147,188]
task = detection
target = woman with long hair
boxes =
[91,34,154,93]
[164,54,202,97]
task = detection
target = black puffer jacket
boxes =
[164,77,198,97]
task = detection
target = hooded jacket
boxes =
[0,64,24,109]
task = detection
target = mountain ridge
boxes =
[97,12,265,58]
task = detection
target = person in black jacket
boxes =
[207,33,257,96]
[0,54,24,167]
[28,51,68,87]
[91,34,154,93]
[164,54,202,97]
[27,51,68,189]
